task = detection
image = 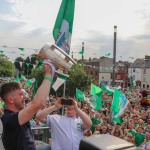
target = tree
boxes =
[0,57,15,77]
[65,63,92,96]
[30,62,92,97]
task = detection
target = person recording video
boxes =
[36,98,92,150]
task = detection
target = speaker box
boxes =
[79,134,136,150]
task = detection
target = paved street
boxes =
[0,119,5,150]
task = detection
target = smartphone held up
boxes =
[61,98,73,106]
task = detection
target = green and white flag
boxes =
[133,80,136,87]
[52,74,67,91]
[20,74,27,81]
[101,84,114,95]
[76,88,85,101]
[26,78,35,86]
[53,0,75,54]
[90,84,103,110]
[112,89,129,123]
[14,76,20,83]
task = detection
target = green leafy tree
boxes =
[0,57,15,77]
[65,63,92,96]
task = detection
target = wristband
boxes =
[44,76,53,82]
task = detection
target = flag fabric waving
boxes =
[129,57,134,59]
[112,89,129,123]
[79,51,84,54]
[52,75,66,91]
[90,84,103,110]
[76,88,85,101]
[101,84,114,95]
[53,0,75,54]
[105,53,111,56]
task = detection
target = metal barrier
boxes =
[31,126,50,144]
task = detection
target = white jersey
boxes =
[46,114,84,150]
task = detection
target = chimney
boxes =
[89,57,91,62]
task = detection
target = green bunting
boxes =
[105,53,111,56]
[79,51,84,54]
[18,48,24,51]
[129,57,134,59]
[0,50,4,53]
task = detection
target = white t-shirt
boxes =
[46,114,84,150]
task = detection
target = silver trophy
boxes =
[37,42,76,74]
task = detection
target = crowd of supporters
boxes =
[1,82,150,149]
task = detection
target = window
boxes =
[133,68,135,72]
[117,75,121,79]
[143,74,146,82]
[143,68,146,74]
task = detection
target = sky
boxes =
[0,0,150,62]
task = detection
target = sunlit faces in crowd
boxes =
[8,89,26,110]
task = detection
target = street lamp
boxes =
[112,26,117,87]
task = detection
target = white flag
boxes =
[52,77,66,91]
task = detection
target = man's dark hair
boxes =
[0,82,21,101]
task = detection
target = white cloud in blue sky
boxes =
[0,0,150,61]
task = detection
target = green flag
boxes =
[79,51,84,54]
[26,78,35,86]
[133,80,136,87]
[20,74,27,81]
[90,84,103,110]
[76,88,85,101]
[105,53,111,56]
[35,59,44,69]
[18,48,24,51]
[14,76,20,83]
[112,89,129,124]
[101,84,114,95]
[53,0,75,54]
[0,50,4,53]
[52,74,67,91]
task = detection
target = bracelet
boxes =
[44,76,53,82]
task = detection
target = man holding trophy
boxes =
[0,59,55,150]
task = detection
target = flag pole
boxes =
[62,78,66,116]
